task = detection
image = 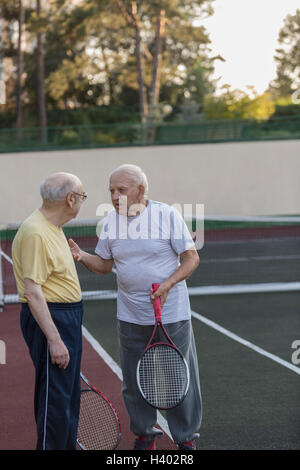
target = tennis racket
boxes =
[136,283,190,410]
[77,372,121,450]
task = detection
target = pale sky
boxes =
[201,0,300,94]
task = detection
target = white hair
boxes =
[109,164,149,198]
[40,172,81,201]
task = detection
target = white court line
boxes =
[200,254,300,263]
[0,249,13,264]
[188,282,300,295]
[200,215,300,223]
[82,325,173,440]
[82,326,122,380]
[191,310,300,376]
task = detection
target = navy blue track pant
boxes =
[20,301,83,450]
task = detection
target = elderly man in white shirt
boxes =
[69,164,202,450]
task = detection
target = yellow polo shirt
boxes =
[12,209,82,303]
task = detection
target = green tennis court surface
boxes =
[81,290,300,450]
[1,216,299,449]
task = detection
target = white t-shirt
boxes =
[95,200,195,325]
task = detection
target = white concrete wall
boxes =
[0,139,299,225]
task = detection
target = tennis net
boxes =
[1,215,300,306]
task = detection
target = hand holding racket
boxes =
[77,373,121,450]
[150,281,171,307]
[137,283,190,410]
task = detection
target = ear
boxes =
[138,184,145,198]
[66,192,74,208]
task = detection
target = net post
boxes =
[0,240,4,311]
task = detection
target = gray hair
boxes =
[40,172,81,201]
[109,164,149,198]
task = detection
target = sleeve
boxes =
[95,220,113,260]
[170,207,195,255]
[21,233,52,285]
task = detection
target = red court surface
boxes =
[0,304,176,451]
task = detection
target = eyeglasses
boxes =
[72,191,87,202]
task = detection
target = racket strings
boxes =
[77,390,120,450]
[138,345,189,409]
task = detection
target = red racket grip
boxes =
[152,283,162,321]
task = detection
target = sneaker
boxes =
[178,433,200,450]
[133,436,156,450]
[178,439,196,450]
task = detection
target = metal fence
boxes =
[0,116,299,153]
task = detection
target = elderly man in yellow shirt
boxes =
[12,172,86,450]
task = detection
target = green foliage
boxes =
[269,9,300,98]
[273,103,300,117]
[1,0,217,125]
[57,129,81,146]
[46,105,140,126]
[203,86,275,121]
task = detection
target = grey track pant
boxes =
[118,319,202,444]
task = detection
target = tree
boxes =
[35,0,47,142]
[115,0,216,123]
[269,9,300,98]
[116,0,148,122]
[42,0,217,120]
[45,0,118,108]
[150,7,166,109]
[204,86,275,121]
[16,0,24,130]
[1,0,219,126]
[0,1,20,114]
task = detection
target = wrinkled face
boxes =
[109,171,145,216]
[68,182,86,217]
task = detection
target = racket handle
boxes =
[152,283,162,321]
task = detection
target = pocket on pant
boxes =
[118,321,152,350]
